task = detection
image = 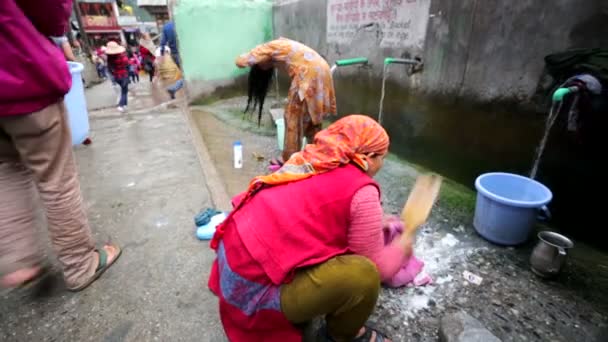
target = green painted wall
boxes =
[174,0,273,82]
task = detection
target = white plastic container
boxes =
[64,62,90,145]
[233,141,243,169]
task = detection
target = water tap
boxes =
[552,86,579,102]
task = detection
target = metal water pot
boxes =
[530,231,574,278]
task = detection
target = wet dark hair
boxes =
[244,65,274,126]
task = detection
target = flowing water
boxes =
[529,101,563,179]
[377,63,390,125]
[274,69,281,101]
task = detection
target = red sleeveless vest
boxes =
[209,164,379,341]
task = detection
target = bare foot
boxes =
[0,266,42,288]
[91,244,120,270]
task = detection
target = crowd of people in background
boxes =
[87,23,184,112]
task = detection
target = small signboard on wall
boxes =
[327,0,431,49]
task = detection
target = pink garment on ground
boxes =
[382,216,432,287]
[347,185,407,282]
[347,185,431,286]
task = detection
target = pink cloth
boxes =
[268,164,281,172]
[347,185,432,287]
[129,57,141,70]
[382,216,432,287]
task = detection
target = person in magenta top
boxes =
[208,115,411,342]
[0,0,121,293]
[105,41,130,112]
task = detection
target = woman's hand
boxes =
[400,234,414,259]
[384,215,414,258]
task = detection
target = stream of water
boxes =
[274,69,281,101]
[529,101,563,179]
[377,63,390,125]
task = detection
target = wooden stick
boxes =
[401,174,442,238]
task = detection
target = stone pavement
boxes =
[0,85,225,341]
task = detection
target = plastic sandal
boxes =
[196,212,227,240]
[194,208,222,227]
[67,244,122,292]
[268,164,281,173]
[269,157,284,166]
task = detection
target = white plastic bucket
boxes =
[64,62,90,145]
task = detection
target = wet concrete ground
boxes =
[85,77,181,113]
[194,97,608,342]
[0,88,224,341]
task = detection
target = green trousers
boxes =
[280,255,381,342]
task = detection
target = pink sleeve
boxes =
[348,185,407,282]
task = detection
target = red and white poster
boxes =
[327,0,431,49]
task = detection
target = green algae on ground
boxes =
[191,82,246,106]
[192,95,223,106]
[385,154,476,215]
[438,178,476,215]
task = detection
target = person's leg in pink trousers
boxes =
[0,101,120,291]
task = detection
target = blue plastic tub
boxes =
[64,62,90,145]
[474,172,553,245]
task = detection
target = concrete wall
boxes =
[174,0,273,99]
[273,0,607,104]
[421,0,607,102]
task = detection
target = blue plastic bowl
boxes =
[474,172,553,245]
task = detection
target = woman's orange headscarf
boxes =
[253,114,389,189]
[211,114,389,250]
